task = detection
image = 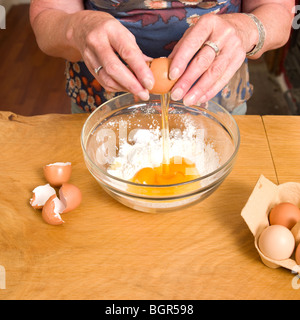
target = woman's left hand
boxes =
[169,13,257,106]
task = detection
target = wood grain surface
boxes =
[263,116,300,184]
[0,112,299,300]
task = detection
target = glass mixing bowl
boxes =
[81,93,240,213]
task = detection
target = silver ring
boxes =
[203,41,220,57]
[94,66,103,75]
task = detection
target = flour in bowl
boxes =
[105,116,220,181]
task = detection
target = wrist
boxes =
[223,13,260,55]
[32,9,83,61]
[241,13,266,57]
[65,12,84,61]
[66,10,116,62]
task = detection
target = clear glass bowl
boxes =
[81,93,240,213]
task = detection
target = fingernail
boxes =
[143,78,153,91]
[138,90,150,101]
[171,88,183,101]
[183,94,196,106]
[169,67,180,80]
[197,95,207,104]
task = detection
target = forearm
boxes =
[243,1,295,58]
[30,2,84,61]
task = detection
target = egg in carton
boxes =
[241,174,300,273]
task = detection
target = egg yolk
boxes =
[131,157,200,185]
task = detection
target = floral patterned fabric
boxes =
[65,0,253,113]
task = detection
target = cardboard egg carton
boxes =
[241,175,300,273]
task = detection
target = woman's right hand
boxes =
[68,10,154,100]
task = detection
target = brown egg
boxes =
[269,202,300,229]
[59,183,82,213]
[148,57,177,95]
[29,183,56,209]
[42,194,65,226]
[291,220,300,247]
[295,243,300,265]
[258,225,295,261]
[43,162,72,187]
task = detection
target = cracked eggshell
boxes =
[30,183,56,209]
[42,194,65,226]
[148,57,177,95]
[59,183,82,213]
[43,162,72,187]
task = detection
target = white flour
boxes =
[105,116,220,181]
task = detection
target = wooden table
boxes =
[0,112,299,300]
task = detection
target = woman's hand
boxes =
[30,1,154,100]
[169,13,258,106]
[68,11,154,100]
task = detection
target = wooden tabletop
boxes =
[0,111,299,300]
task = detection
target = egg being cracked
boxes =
[147,57,177,95]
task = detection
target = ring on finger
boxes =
[202,41,220,57]
[94,65,103,75]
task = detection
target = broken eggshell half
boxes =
[43,162,72,187]
[30,183,56,209]
[41,183,82,225]
[42,194,65,226]
[59,183,82,213]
